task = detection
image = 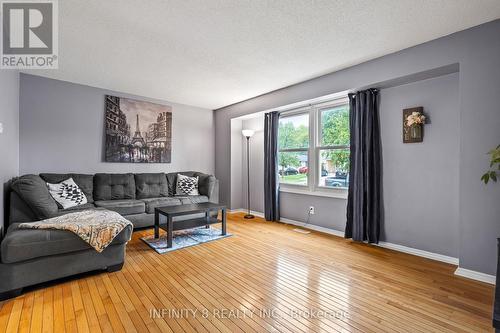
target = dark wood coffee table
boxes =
[154,202,227,248]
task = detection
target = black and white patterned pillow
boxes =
[47,178,88,209]
[175,174,199,196]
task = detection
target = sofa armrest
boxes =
[9,191,38,225]
[198,175,219,204]
[208,178,219,204]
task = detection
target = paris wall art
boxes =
[104,95,172,163]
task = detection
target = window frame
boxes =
[315,99,350,192]
[277,108,311,188]
[278,97,350,197]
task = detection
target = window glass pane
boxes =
[320,105,349,146]
[279,113,309,149]
[318,149,350,188]
[279,151,308,185]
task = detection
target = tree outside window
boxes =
[277,100,350,190]
[278,113,309,186]
[319,105,350,188]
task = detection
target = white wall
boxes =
[230,118,243,209]
[241,116,265,213]
[0,72,19,235]
[19,74,215,175]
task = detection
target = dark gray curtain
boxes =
[345,88,382,243]
[264,111,280,221]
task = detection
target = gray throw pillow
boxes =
[10,174,59,219]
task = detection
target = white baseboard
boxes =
[229,209,264,217]
[377,241,459,265]
[282,217,459,265]
[454,267,496,284]
[279,216,345,238]
[228,209,496,284]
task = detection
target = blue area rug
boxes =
[141,227,232,254]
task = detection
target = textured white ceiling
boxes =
[25,0,500,109]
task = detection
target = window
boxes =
[277,98,350,194]
[278,113,309,185]
[318,105,350,189]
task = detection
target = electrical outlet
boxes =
[309,206,315,215]
[0,122,3,134]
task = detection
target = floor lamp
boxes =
[242,129,255,219]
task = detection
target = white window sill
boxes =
[279,187,348,199]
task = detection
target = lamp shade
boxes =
[242,129,255,138]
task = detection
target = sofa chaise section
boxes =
[1,171,219,299]
[0,241,128,299]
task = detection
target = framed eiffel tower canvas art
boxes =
[104,95,172,163]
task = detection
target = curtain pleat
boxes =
[264,111,280,221]
[345,89,382,243]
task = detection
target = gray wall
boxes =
[215,20,500,275]
[238,114,349,230]
[19,74,215,175]
[379,73,459,256]
[240,110,349,229]
[237,73,460,258]
[0,72,20,235]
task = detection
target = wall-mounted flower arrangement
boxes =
[403,107,426,143]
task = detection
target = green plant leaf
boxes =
[481,145,500,184]
[481,173,490,184]
[490,171,497,182]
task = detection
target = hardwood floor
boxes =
[0,212,495,332]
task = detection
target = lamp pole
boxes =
[242,129,255,219]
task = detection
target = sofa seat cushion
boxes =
[1,223,132,264]
[177,195,209,205]
[125,213,154,229]
[55,203,97,216]
[94,200,145,216]
[141,197,181,214]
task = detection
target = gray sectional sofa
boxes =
[0,171,218,300]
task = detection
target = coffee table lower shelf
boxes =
[154,203,227,248]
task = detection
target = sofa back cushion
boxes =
[94,173,136,201]
[10,175,59,219]
[40,173,94,203]
[134,173,168,199]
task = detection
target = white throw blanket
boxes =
[18,210,133,252]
